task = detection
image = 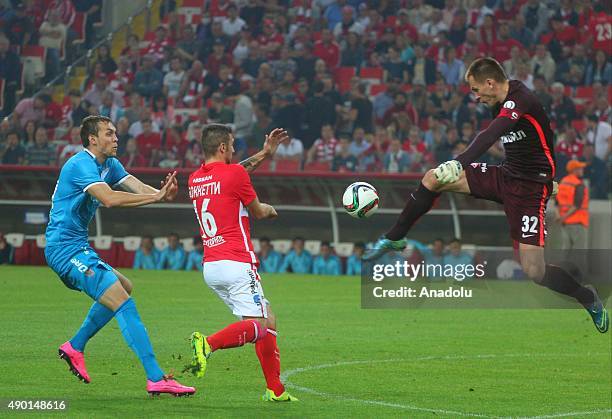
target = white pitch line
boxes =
[281,353,612,419]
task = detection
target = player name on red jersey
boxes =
[189,182,221,199]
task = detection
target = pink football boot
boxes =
[147,375,196,397]
[58,341,91,383]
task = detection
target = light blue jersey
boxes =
[133,249,160,270]
[280,250,312,274]
[312,255,342,275]
[346,255,362,276]
[185,250,203,271]
[46,149,129,249]
[45,149,129,298]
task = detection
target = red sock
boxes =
[207,319,266,352]
[255,328,285,396]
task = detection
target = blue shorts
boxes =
[45,245,118,301]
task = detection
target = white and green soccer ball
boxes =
[342,182,379,219]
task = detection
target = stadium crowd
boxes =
[0,0,610,197]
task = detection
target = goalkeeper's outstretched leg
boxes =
[363,162,469,261]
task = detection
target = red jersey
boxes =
[188,162,258,265]
[587,12,612,51]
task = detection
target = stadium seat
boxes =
[251,238,260,253]
[304,240,321,255]
[304,161,332,172]
[574,86,593,100]
[256,159,272,171]
[20,46,46,86]
[28,234,47,266]
[334,66,356,93]
[571,119,586,134]
[334,242,354,258]
[116,236,141,268]
[271,239,292,254]
[5,233,29,265]
[180,238,195,252]
[153,237,169,251]
[92,235,116,265]
[369,84,387,96]
[172,107,199,125]
[359,67,383,82]
[274,159,301,172]
[71,12,88,45]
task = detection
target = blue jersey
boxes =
[280,250,312,274]
[259,250,283,273]
[346,255,361,276]
[133,249,160,270]
[185,250,203,270]
[157,246,186,270]
[312,255,342,275]
[45,150,129,275]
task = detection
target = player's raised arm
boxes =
[455,116,517,167]
[239,128,289,173]
[247,197,278,220]
[119,171,179,201]
[87,172,177,208]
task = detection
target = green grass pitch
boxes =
[0,266,610,418]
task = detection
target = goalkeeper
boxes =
[365,57,607,333]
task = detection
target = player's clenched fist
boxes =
[434,160,463,184]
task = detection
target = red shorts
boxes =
[465,163,553,247]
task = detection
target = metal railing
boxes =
[5,0,155,120]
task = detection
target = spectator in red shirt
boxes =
[257,19,284,60]
[395,9,418,43]
[402,126,433,172]
[135,119,161,163]
[120,137,147,168]
[313,28,340,70]
[494,0,518,23]
[556,126,584,160]
[146,25,172,63]
[479,14,497,48]
[490,22,522,63]
[205,40,233,77]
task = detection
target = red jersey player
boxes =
[365,57,608,334]
[187,124,298,401]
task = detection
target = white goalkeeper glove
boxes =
[434,160,463,184]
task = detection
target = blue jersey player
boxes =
[46,116,195,396]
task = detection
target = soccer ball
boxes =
[342,182,379,218]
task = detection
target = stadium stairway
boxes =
[51,0,163,105]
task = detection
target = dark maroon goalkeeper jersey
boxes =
[456,80,556,183]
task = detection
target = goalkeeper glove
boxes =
[434,160,463,184]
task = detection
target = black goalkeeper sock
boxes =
[540,264,595,307]
[385,182,440,241]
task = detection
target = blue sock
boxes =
[70,302,115,352]
[114,298,164,382]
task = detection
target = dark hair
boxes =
[142,235,153,241]
[169,232,179,239]
[321,241,331,247]
[464,57,507,83]
[80,115,113,147]
[260,236,271,244]
[201,124,232,157]
[354,241,365,249]
[192,235,201,245]
[433,238,444,243]
[5,130,20,139]
[293,236,305,243]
